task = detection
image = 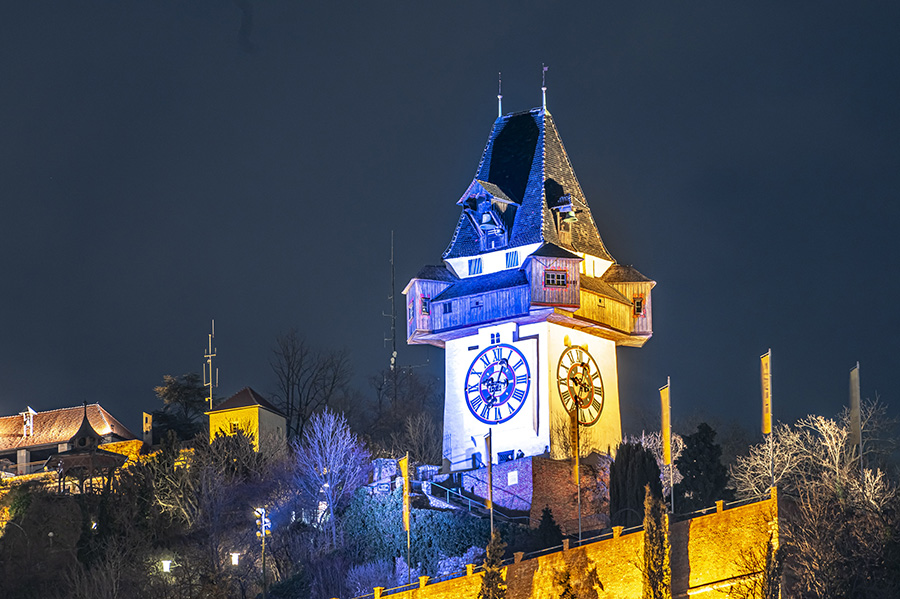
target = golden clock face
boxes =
[556,345,603,425]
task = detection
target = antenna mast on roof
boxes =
[382,231,399,412]
[542,64,549,110]
[497,72,503,117]
[204,320,218,410]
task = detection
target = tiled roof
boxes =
[443,108,614,262]
[211,387,285,417]
[0,404,136,452]
[601,264,655,284]
[432,268,529,302]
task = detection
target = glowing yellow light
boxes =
[161,560,172,573]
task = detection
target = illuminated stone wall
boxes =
[363,494,777,599]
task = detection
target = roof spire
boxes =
[542,63,549,110]
[497,72,503,117]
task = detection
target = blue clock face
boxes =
[464,343,530,424]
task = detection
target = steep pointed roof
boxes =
[444,108,613,262]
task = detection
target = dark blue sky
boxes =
[1,2,898,437]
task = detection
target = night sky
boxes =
[2,2,898,439]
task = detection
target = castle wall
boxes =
[359,494,777,599]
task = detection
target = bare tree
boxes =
[627,431,685,497]
[732,405,896,507]
[730,403,900,598]
[730,424,804,499]
[840,395,899,471]
[390,412,442,464]
[292,409,371,547]
[271,329,352,439]
[147,430,289,583]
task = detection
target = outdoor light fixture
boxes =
[161,560,172,573]
[231,552,240,566]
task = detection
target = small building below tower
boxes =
[206,387,286,451]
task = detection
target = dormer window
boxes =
[21,407,36,437]
[468,257,483,275]
[633,294,645,317]
[420,296,430,315]
[505,251,519,268]
[465,195,508,251]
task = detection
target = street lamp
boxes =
[161,560,172,573]
[255,507,272,598]
[231,552,240,566]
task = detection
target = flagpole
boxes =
[761,349,774,491]
[485,430,494,535]
[576,412,582,542]
[850,362,862,477]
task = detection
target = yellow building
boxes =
[206,387,286,451]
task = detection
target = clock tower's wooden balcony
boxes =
[403,256,654,348]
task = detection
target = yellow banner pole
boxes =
[660,377,673,513]
[399,452,411,584]
[760,350,773,489]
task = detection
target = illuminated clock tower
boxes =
[404,104,654,471]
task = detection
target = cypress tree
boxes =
[478,530,507,599]
[610,442,662,527]
[642,484,672,599]
[674,423,732,512]
[535,506,563,549]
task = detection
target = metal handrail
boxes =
[426,481,535,526]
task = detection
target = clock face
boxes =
[556,346,604,425]
[464,343,531,424]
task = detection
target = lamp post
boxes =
[231,552,240,566]
[255,507,271,599]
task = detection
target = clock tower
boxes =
[404,105,654,471]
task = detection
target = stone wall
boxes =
[359,493,777,599]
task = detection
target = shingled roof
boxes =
[529,242,583,260]
[601,264,655,285]
[580,275,632,304]
[0,404,136,452]
[211,387,285,417]
[412,265,458,283]
[433,268,529,302]
[444,108,614,262]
